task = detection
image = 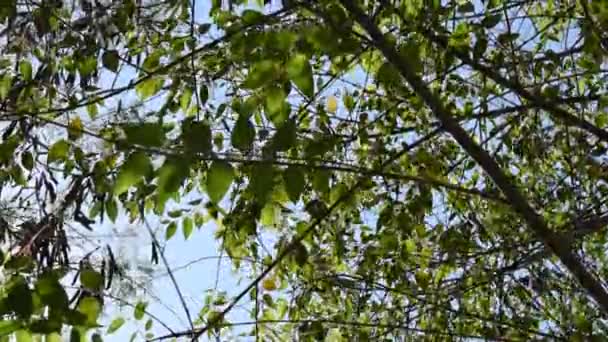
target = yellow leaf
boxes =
[326,96,338,113]
[68,117,83,140]
[262,277,277,291]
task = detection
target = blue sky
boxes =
[90,0,374,339]
[94,1,270,341]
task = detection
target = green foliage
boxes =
[122,123,166,148]
[114,152,152,195]
[134,302,147,321]
[3,0,608,341]
[106,318,125,334]
[80,269,104,291]
[283,165,305,203]
[47,140,69,164]
[286,53,314,98]
[231,114,255,151]
[206,161,235,204]
[102,51,120,73]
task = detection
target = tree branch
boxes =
[338,0,608,315]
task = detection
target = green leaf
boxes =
[497,32,519,45]
[19,61,32,81]
[78,297,101,326]
[135,76,164,100]
[198,23,211,34]
[79,56,97,76]
[272,119,296,151]
[145,319,153,331]
[264,87,288,123]
[376,62,402,89]
[415,270,430,289]
[168,210,183,218]
[206,161,235,204]
[293,241,308,266]
[69,327,82,342]
[180,87,193,113]
[242,9,264,24]
[106,198,118,222]
[457,1,475,13]
[325,328,344,342]
[343,94,355,111]
[114,152,152,195]
[122,123,165,147]
[48,140,69,164]
[107,317,125,334]
[182,217,193,239]
[35,272,68,311]
[166,221,177,240]
[243,60,275,89]
[80,269,104,290]
[4,255,34,271]
[182,120,212,154]
[6,276,33,319]
[46,333,62,342]
[142,51,161,71]
[0,74,12,100]
[260,203,279,227]
[68,117,83,141]
[312,169,330,195]
[134,301,147,320]
[156,157,190,201]
[64,309,87,327]
[29,319,61,334]
[102,50,120,72]
[0,320,21,336]
[21,151,33,170]
[231,114,255,152]
[250,164,274,205]
[15,330,31,342]
[87,103,98,119]
[286,53,314,98]
[596,112,608,128]
[482,14,502,28]
[199,85,209,104]
[283,166,305,203]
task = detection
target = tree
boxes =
[1,0,608,340]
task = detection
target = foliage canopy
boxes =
[1,0,608,341]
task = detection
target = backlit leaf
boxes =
[182,217,193,239]
[0,320,21,336]
[166,221,177,240]
[68,117,83,140]
[286,53,314,98]
[102,50,120,72]
[122,123,165,147]
[78,297,101,326]
[107,317,125,334]
[80,269,104,290]
[48,140,69,164]
[283,166,305,203]
[326,96,338,113]
[134,301,147,320]
[114,152,152,195]
[231,114,255,152]
[206,161,234,204]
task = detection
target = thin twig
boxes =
[140,207,195,338]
